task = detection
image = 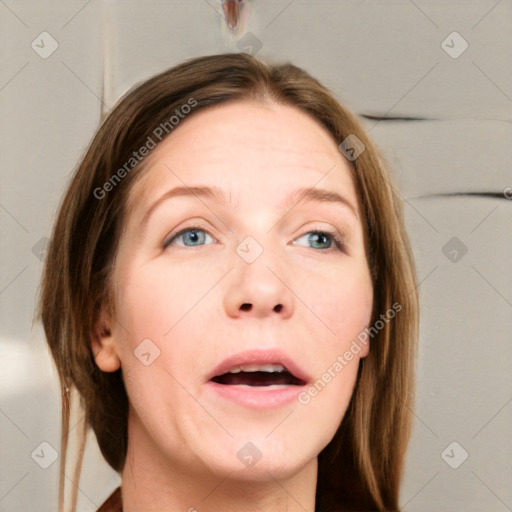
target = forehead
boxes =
[128,100,360,217]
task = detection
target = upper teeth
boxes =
[228,364,286,374]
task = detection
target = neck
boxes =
[120,418,318,512]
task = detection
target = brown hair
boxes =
[37,52,419,512]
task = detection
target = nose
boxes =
[223,248,295,320]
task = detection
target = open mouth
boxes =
[210,364,306,387]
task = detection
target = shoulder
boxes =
[96,486,122,512]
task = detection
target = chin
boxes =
[202,435,319,482]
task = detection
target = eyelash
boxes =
[163,225,346,252]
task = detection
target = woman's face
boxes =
[95,100,374,482]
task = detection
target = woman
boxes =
[38,53,419,512]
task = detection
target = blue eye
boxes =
[164,227,345,252]
[164,227,215,248]
[292,230,344,251]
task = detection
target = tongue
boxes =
[212,371,295,386]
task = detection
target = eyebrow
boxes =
[139,184,359,231]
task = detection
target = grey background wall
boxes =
[1,1,511,511]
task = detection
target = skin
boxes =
[92,100,374,512]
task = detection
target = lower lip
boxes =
[206,381,306,409]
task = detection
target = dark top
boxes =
[97,487,122,512]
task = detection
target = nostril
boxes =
[239,303,283,312]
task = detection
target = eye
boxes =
[163,226,215,248]
[292,230,345,252]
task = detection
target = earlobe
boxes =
[91,313,121,373]
[359,340,370,359]
[358,325,371,359]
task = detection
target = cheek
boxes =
[304,263,373,348]
[113,263,213,401]
[291,264,372,427]
[296,345,361,451]
[114,264,200,437]
[116,262,207,342]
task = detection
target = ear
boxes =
[91,305,121,373]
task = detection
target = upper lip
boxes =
[207,349,311,385]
